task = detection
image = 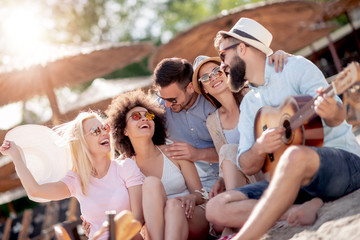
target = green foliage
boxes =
[156,0,264,42]
[0,196,38,219]
[45,0,109,43]
[0,0,354,90]
[25,0,266,44]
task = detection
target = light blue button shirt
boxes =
[236,56,360,169]
[161,94,218,192]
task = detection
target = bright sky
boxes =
[0,2,53,129]
[0,2,50,55]
[0,103,22,130]
[0,87,80,130]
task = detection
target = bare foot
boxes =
[287,198,324,227]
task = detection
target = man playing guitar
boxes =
[205,17,360,240]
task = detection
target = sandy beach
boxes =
[262,126,360,240]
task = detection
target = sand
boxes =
[263,188,360,240]
[262,128,360,240]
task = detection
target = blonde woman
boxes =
[0,112,144,240]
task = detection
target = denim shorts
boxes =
[236,180,314,204]
[302,147,360,201]
[236,147,360,202]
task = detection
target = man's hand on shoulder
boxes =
[164,141,197,162]
[164,141,219,163]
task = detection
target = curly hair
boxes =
[153,58,193,89]
[106,89,167,158]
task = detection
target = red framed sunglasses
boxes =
[127,111,155,121]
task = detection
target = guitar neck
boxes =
[290,85,333,130]
[290,61,360,130]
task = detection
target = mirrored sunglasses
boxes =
[155,92,177,104]
[128,111,155,121]
[199,66,224,84]
[89,124,110,136]
[219,43,240,62]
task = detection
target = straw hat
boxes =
[218,17,273,56]
[192,55,221,94]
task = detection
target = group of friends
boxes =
[1,17,360,240]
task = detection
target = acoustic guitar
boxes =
[254,62,360,177]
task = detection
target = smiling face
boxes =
[124,106,155,141]
[198,61,229,98]
[157,82,196,113]
[219,39,247,92]
[83,117,111,155]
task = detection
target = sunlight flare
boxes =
[2,4,47,55]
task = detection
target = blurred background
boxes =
[0,0,359,130]
[0,0,360,239]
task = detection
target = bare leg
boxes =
[222,160,248,190]
[206,190,258,228]
[164,198,188,240]
[233,146,321,240]
[187,206,209,240]
[142,177,167,240]
[164,198,208,240]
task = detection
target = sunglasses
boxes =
[219,42,250,62]
[127,111,155,121]
[155,92,177,104]
[199,66,224,84]
[219,43,240,62]
[88,124,110,136]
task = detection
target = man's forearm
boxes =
[195,147,219,163]
[239,143,267,175]
[324,102,346,127]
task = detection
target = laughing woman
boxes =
[192,55,261,196]
[191,52,290,196]
[106,90,209,240]
[0,112,144,240]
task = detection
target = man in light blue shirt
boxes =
[153,58,219,192]
[206,17,360,239]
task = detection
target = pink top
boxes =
[61,158,144,239]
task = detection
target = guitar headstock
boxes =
[332,62,360,95]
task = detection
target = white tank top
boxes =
[158,147,190,199]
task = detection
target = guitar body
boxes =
[254,95,324,177]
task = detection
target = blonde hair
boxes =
[54,112,109,195]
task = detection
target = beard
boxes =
[228,56,247,92]
[170,91,195,112]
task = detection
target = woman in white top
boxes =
[106,90,209,240]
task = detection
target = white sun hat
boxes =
[218,17,273,56]
[5,124,72,202]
